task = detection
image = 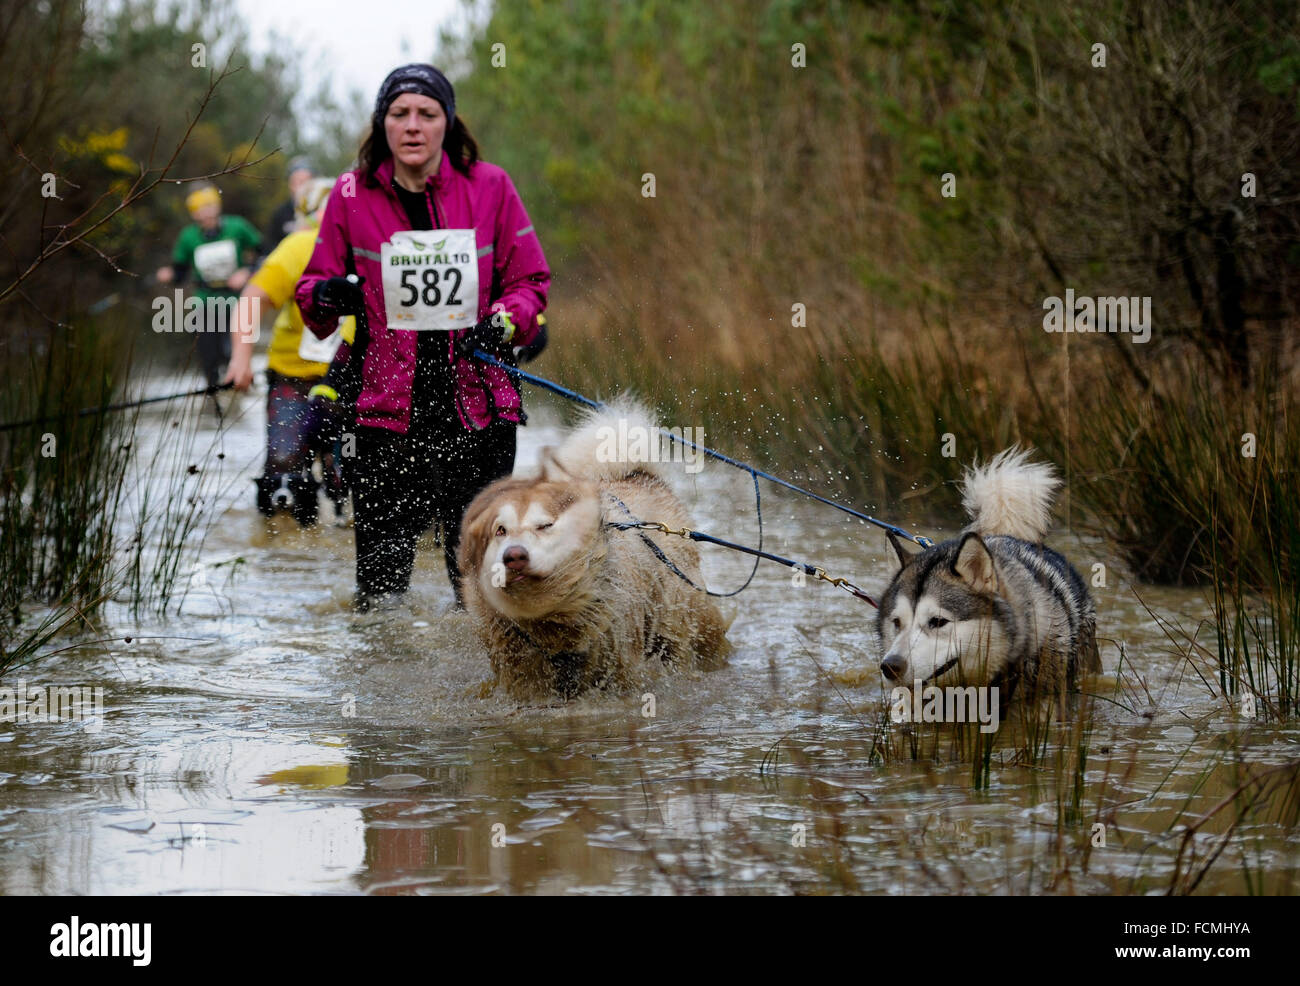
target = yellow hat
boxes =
[185,185,221,215]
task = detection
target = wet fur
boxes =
[458,399,731,699]
[876,447,1101,707]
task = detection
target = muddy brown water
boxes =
[2,372,1297,895]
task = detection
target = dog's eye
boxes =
[928,617,950,630]
[494,524,506,537]
[536,522,553,531]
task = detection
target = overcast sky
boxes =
[233,0,479,112]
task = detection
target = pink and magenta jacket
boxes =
[296,153,550,432]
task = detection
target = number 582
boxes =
[399,267,463,307]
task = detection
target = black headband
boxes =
[373,63,456,131]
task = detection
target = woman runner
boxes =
[296,63,550,609]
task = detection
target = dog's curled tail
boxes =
[549,395,666,483]
[961,446,1061,542]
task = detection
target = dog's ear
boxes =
[456,490,496,578]
[538,446,572,483]
[951,532,998,593]
[887,531,922,570]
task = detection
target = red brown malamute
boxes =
[457,399,731,698]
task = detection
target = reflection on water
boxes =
[1,377,1296,895]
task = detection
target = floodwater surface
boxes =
[2,371,1296,895]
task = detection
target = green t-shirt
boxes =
[171,215,262,298]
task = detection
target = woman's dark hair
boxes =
[358,113,479,185]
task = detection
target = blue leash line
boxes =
[474,349,934,548]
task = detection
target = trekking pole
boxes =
[0,381,234,433]
[335,273,369,411]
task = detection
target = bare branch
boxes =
[0,59,276,306]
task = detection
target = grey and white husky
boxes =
[877,448,1101,706]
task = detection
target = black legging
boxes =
[195,327,231,387]
[350,417,516,607]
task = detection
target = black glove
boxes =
[455,311,515,359]
[312,275,365,317]
[514,313,548,364]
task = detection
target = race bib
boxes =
[298,317,347,363]
[192,238,238,287]
[381,229,478,330]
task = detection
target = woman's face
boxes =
[385,93,446,173]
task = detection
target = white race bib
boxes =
[298,317,347,363]
[192,238,238,286]
[381,229,478,330]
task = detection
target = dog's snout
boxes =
[503,545,529,572]
[880,654,908,682]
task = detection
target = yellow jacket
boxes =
[251,229,355,378]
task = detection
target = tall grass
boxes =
[1057,357,1297,586]
[0,320,225,676]
[1057,355,1298,720]
[0,325,129,622]
[116,382,233,618]
[1206,396,1299,721]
